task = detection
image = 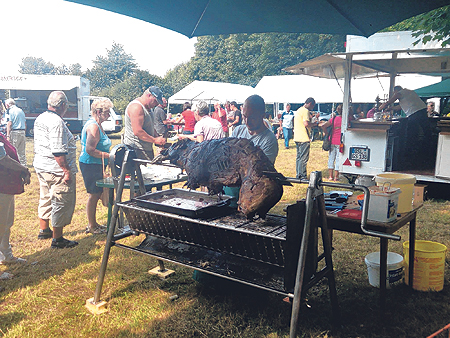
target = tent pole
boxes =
[342,54,353,133]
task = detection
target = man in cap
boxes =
[5,98,26,166]
[33,91,78,248]
[123,86,166,160]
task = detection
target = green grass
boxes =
[1,135,450,337]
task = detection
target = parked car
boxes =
[318,111,332,121]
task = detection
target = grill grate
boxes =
[119,201,287,266]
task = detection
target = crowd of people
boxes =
[0,83,442,281]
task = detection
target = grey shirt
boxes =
[124,99,156,158]
[232,125,278,164]
[153,105,168,137]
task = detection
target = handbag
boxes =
[0,133,25,195]
[101,153,111,207]
[322,117,334,151]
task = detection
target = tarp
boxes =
[255,74,440,104]
[168,80,256,105]
[65,0,450,38]
[0,74,87,91]
[415,78,450,97]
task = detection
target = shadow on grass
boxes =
[0,311,26,333]
[0,230,105,294]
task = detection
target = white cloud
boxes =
[2,0,196,77]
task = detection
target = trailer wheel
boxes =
[26,127,34,137]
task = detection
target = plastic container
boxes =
[375,173,416,213]
[365,252,404,288]
[367,185,401,222]
[403,240,447,292]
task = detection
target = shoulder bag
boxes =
[322,117,334,151]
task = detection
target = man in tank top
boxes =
[123,86,166,161]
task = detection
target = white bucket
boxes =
[365,252,404,288]
[367,185,401,222]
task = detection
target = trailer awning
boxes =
[284,49,450,79]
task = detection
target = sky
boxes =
[1,0,197,77]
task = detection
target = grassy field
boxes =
[1,135,450,338]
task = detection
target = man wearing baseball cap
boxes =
[123,86,166,160]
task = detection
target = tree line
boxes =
[18,7,450,113]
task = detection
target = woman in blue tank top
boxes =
[79,98,113,234]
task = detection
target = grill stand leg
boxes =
[86,148,138,314]
[289,171,340,338]
[148,260,175,279]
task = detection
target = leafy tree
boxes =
[165,33,345,87]
[385,5,450,46]
[95,70,167,113]
[19,56,83,76]
[19,56,56,74]
[84,42,138,90]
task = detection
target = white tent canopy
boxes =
[255,74,440,104]
[168,80,256,105]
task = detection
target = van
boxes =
[88,96,123,134]
[101,107,123,134]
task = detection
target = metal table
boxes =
[326,205,421,315]
[96,175,188,227]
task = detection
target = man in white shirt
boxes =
[33,91,79,248]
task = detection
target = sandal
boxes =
[85,225,107,234]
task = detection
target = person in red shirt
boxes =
[212,102,228,135]
[174,102,196,134]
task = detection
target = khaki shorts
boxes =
[37,172,76,228]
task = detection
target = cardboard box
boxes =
[413,184,427,207]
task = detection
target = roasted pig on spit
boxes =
[153,138,283,219]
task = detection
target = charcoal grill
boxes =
[88,146,397,338]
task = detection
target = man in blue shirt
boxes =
[280,103,294,149]
[5,99,26,166]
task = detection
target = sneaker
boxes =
[51,237,79,249]
[0,257,26,265]
[0,272,13,280]
[38,228,53,240]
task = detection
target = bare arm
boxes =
[218,109,226,118]
[6,121,11,139]
[178,134,197,142]
[379,92,401,110]
[174,115,185,124]
[229,115,240,127]
[54,154,72,183]
[128,103,166,146]
[85,123,109,159]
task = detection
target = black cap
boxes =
[148,86,163,105]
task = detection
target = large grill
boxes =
[120,200,288,266]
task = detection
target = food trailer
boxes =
[285,47,450,188]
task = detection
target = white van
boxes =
[88,96,123,134]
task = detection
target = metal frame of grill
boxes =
[88,145,397,338]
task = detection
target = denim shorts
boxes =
[80,162,103,194]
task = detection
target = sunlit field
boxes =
[1,134,450,338]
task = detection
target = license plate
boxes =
[349,146,370,161]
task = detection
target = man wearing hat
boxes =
[123,86,166,160]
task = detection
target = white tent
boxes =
[168,80,256,106]
[255,74,440,104]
